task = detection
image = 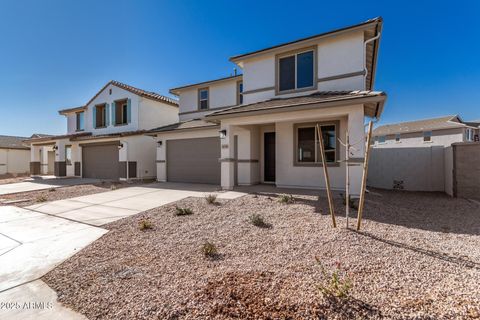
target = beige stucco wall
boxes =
[0,149,30,175]
[220,104,366,194]
[368,146,446,192]
[374,127,466,148]
[453,143,480,200]
[178,79,239,121]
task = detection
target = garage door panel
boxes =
[167,137,220,184]
[82,144,120,180]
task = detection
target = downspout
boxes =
[121,141,128,181]
[363,32,381,89]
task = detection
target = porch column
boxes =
[54,140,66,177]
[220,124,235,190]
[347,109,365,196]
[40,146,51,175]
[156,136,166,182]
[30,145,41,175]
[236,125,260,185]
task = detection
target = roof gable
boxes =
[59,80,178,114]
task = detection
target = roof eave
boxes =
[169,74,243,95]
[229,18,383,65]
[206,94,386,121]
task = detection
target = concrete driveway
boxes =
[0,182,244,319]
[26,182,244,226]
[0,177,100,196]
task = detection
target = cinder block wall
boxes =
[453,142,480,200]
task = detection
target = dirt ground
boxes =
[44,189,480,319]
[0,181,145,207]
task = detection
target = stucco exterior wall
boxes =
[138,98,179,130]
[220,104,366,194]
[242,30,366,105]
[374,128,465,148]
[368,146,446,192]
[0,149,30,175]
[178,79,239,121]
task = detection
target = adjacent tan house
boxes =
[26,81,179,180]
[368,115,479,192]
[0,135,30,176]
[149,17,387,195]
[372,115,478,147]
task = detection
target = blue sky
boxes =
[0,0,479,136]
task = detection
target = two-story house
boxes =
[148,17,387,195]
[27,81,179,180]
[372,115,479,147]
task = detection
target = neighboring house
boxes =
[26,81,179,180]
[368,115,479,192]
[148,17,386,194]
[0,135,30,176]
[372,115,478,147]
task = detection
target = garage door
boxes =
[167,137,220,184]
[82,143,120,180]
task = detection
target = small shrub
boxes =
[138,219,153,231]
[202,241,218,258]
[36,195,48,202]
[205,194,218,205]
[316,257,352,299]
[249,213,270,228]
[278,194,295,204]
[48,188,56,192]
[175,206,193,216]
[110,183,118,190]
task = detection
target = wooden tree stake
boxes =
[356,121,374,231]
[317,124,337,228]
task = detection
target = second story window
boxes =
[395,133,401,142]
[423,131,432,142]
[237,81,243,105]
[378,136,386,144]
[198,88,209,110]
[115,99,129,125]
[76,112,84,131]
[95,104,107,128]
[466,128,474,141]
[278,49,315,93]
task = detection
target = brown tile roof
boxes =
[0,135,30,149]
[58,80,178,114]
[26,132,92,143]
[147,119,219,134]
[205,91,386,119]
[169,75,242,95]
[70,130,147,141]
[373,115,469,136]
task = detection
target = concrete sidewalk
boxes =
[0,206,106,319]
[26,182,245,226]
[0,177,100,196]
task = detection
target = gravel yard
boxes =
[0,181,144,207]
[0,174,29,185]
[44,189,480,319]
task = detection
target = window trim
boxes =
[236,80,243,105]
[114,99,128,126]
[94,103,107,128]
[423,131,432,143]
[75,111,84,132]
[293,121,340,167]
[275,46,317,95]
[466,128,474,142]
[197,87,209,110]
[65,145,72,166]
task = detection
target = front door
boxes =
[264,132,276,182]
